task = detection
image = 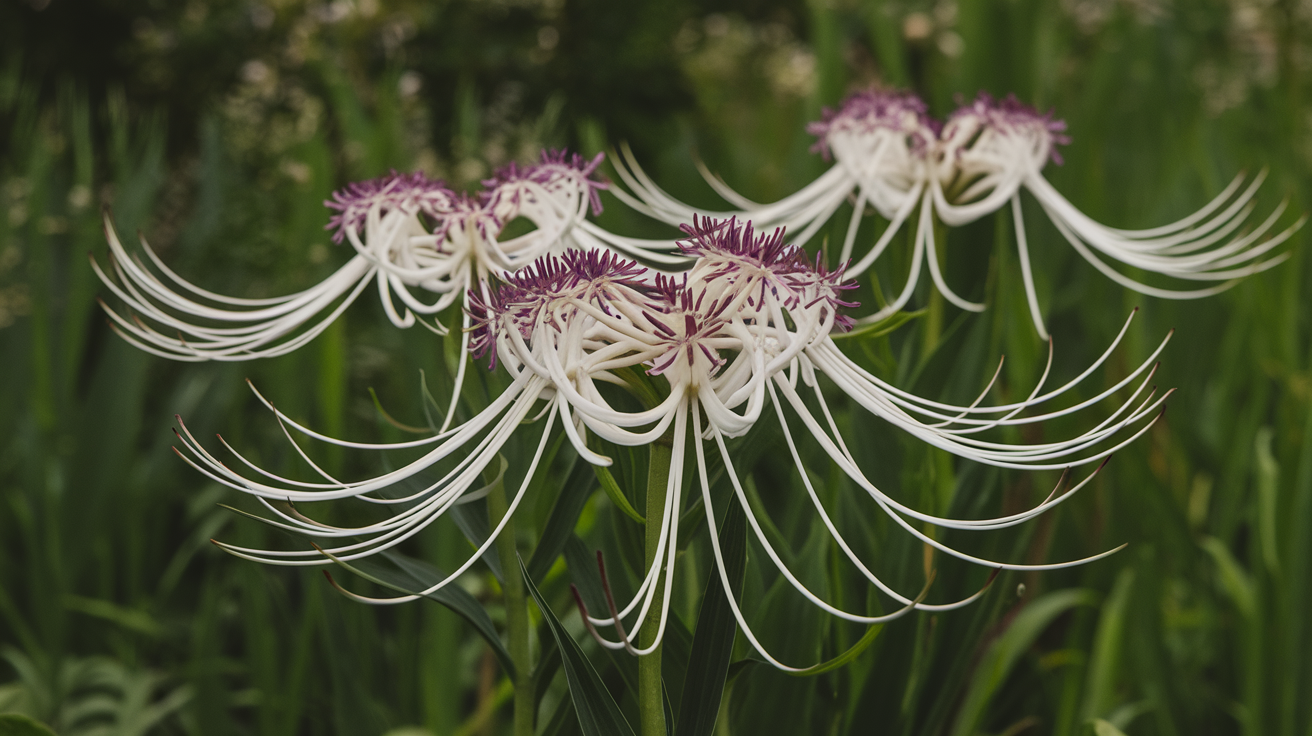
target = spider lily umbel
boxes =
[94,149,685,429]
[91,149,686,358]
[175,216,1171,670]
[609,90,1302,339]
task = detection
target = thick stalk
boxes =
[488,478,534,736]
[639,436,674,736]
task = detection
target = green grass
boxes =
[2,1,1310,734]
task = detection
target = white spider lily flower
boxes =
[930,93,1302,338]
[93,171,463,362]
[609,90,1300,339]
[91,149,675,363]
[93,151,655,430]
[607,90,937,280]
[175,216,1170,671]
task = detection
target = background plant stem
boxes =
[488,474,534,736]
[639,435,674,736]
[921,216,949,362]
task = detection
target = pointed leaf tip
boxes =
[519,555,636,736]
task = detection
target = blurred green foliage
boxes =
[2,0,1311,734]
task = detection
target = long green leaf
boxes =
[949,589,1099,736]
[563,535,609,624]
[729,570,934,682]
[830,308,926,341]
[322,549,516,680]
[1200,537,1255,618]
[1283,350,1312,736]
[446,457,510,583]
[534,632,563,709]
[0,715,56,736]
[675,501,745,736]
[519,555,637,736]
[1080,569,1134,723]
[527,455,599,581]
[787,621,885,678]
[1093,719,1129,736]
[594,464,646,524]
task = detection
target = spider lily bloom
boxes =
[93,171,461,363]
[91,149,664,363]
[605,90,938,278]
[609,90,1300,338]
[173,216,1170,671]
[93,151,657,429]
[931,93,1302,338]
[480,150,607,265]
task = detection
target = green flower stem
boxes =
[488,477,534,736]
[639,434,674,736]
[921,216,948,362]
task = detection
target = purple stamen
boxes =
[949,92,1071,165]
[807,89,937,160]
[324,170,455,243]
[484,149,609,216]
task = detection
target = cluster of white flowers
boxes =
[172,215,1169,668]
[611,90,1302,338]
[95,150,673,429]
[93,87,1295,671]
[93,150,680,360]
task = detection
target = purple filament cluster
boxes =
[807,89,939,160]
[809,88,1069,163]
[323,149,608,243]
[485,150,609,216]
[324,171,455,243]
[946,92,1071,164]
[468,216,860,371]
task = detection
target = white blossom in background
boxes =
[610,89,1301,339]
[174,216,1171,671]
[93,149,683,428]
